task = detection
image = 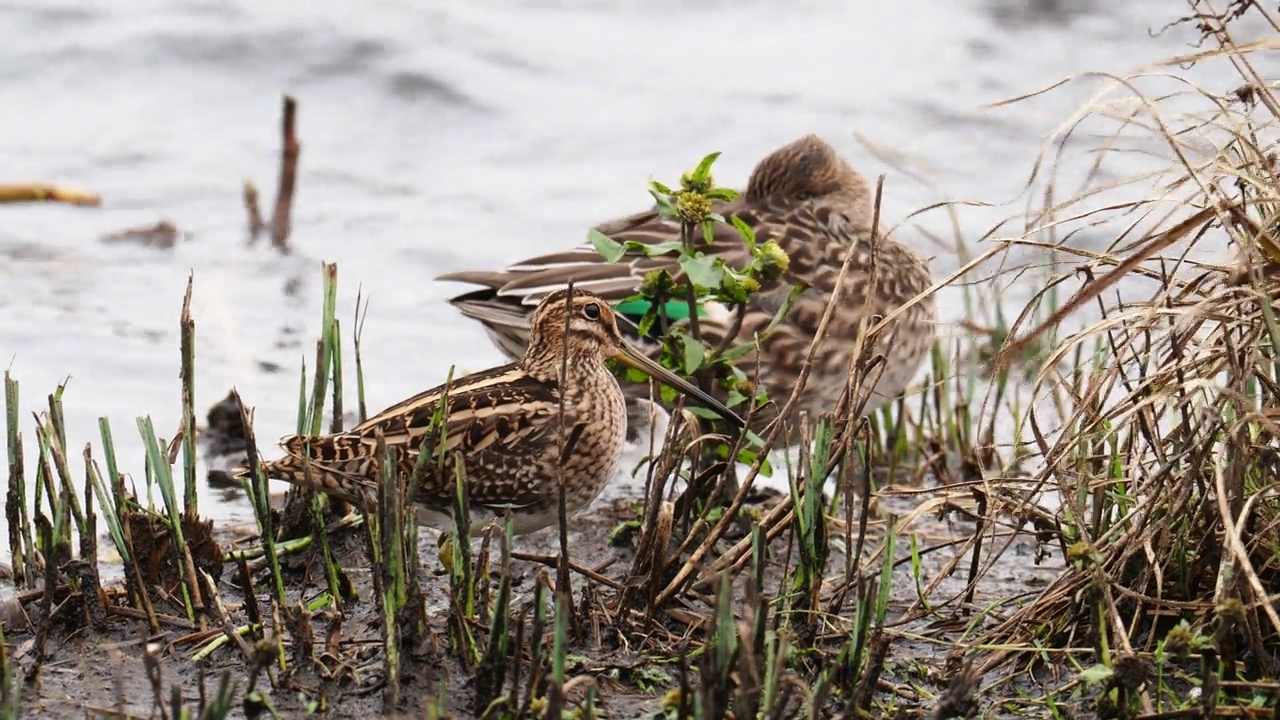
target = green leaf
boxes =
[606,358,642,381]
[681,335,706,374]
[649,180,674,195]
[678,254,724,288]
[638,240,685,257]
[691,152,722,185]
[732,447,773,477]
[720,340,757,362]
[686,406,727,422]
[704,188,741,201]
[757,282,807,337]
[649,188,678,219]
[714,273,749,305]
[730,216,757,250]
[1078,664,1113,687]
[637,309,656,336]
[659,384,678,405]
[588,228,626,262]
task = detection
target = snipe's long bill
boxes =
[250,288,743,537]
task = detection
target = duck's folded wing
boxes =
[438,195,761,306]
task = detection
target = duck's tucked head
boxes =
[744,134,872,215]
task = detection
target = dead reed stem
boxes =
[270,95,300,251]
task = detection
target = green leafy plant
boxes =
[589,152,796,426]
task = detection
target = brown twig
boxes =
[106,604,196,631]
[510,551,621,590]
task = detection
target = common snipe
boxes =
[438,134,937,428]
[254,289,744,536]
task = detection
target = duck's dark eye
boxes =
[583,302,601,320]
[796,190,815,201]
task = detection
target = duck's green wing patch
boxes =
[613,298,708,321]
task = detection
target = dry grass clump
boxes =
[960,1,1280,713]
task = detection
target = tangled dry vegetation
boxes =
[945,2,1280,715]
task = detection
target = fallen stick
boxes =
[0,183,100,206]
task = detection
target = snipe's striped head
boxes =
[522,288,745,429]
[523,288,627,366]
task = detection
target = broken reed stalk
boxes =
[329,318,344,436]
[180,276,198,519]
[553,284,575,623]
[308,263,339,438]
[46,384,68,479]
[474,520,515,717]
[38,394,108,632]
[78,446,106,630]
[544,589,570,719]
[234,392,289,612]
[97,416,156,623]
[30,424,56,569]
[5,372,31,589]
[36,401,84,562]
[518,577,551,718]
[136,416,203,624]
[827,418,875,618]
[197,568,255,662]
[624,399,686,613]
[786,413,831,644]
[448,458,479,667]
[84,444,129,604]
[307,264,347,602]
[243,181,265,239]
[278,262,340,545]
[270,95,300,251]
[375,431,407,711]
[369,352,433,710]
[30,515,55,682]
[0,622,14,718]
[353,287,370,423]
[394,372,427,646]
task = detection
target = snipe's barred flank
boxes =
[438,134,937,430]
[249,289,744,536]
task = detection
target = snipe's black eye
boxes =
[795,190,815,201]
[583,302,601,320]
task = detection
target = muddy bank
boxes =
[6,469,1063,719]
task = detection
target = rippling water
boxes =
[0,0,1271,532]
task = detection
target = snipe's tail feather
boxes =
[230,434,376,507]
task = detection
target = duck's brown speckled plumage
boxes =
[256,289,743,536]
[438,135,937,429]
